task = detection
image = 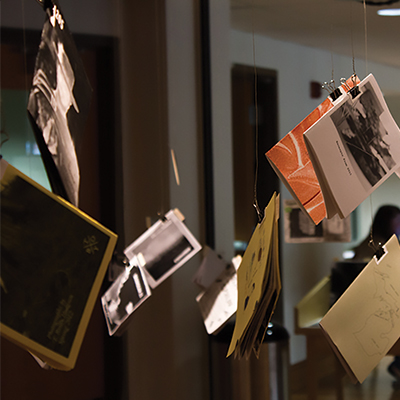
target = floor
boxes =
[291,357,400,400]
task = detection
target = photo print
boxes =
[124,209,202,288]
[101,257,151,336]
[303,74,400,220]
[331,81,397,191]
[27,1,92,206]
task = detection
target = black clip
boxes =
[349,74,360,99]
[158,212,167,222]
[340,76,360,99]
[368,239,385,261]
[108,252,130,281]
[322,80,342,102]
[349,85,361,99]
[253,202,264,224]
[374,243,385,261]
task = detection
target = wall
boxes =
[1,0,119,36]
[230,28,400,363]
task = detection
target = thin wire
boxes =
[362,0,375,250]
[251,7,262,223]
[350,1,357,76]
[21,0,34,175]
[363,0,368,75]
[21,0,30,95]
[330,23,334,83]
[154,0,167,217]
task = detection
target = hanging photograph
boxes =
[27,1,92,206]
[304,74,400,219]
[124,209,202,288]
[101,258,151,336]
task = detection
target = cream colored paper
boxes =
[227,193,276,357]
[320,235,400,383]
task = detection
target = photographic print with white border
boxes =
[124,209,202,288]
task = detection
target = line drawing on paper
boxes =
[353,265,400,357]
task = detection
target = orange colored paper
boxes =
[266,76,360,225]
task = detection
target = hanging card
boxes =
[266,76,359,225]
[193,246,229,289]
[196,255,241,335]
[124,209,202,288]
[0,159,117,370]
[320,235,400,383]
[304,74,400,219]
[226,192,281,359]
[101,256,151,336]
[27,1,92,206]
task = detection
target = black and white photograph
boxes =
[27,1,92,206]
[304,74,400,219]
[124,209,202,288]
[101,258,151,336]
[331,81,396,190]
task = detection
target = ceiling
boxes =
[230,0,400,69]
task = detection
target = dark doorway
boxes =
[231,64,279,248]
[1,27,123,400]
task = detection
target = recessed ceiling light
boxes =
[377,8,400,15]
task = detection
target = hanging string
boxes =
[251,6,262,223]
[363,0,368,76]
[21,0,30,96]
[154,0,167,218]
[361,0,376,250]
[349,1,357,77]
[20,0,36,175]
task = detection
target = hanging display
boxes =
[320,234,400,384]
[227,192,281,359]
[0,158,117,370]
[27,0,92,207]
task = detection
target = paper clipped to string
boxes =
[193,246,229,289]
[227,192,281,359]
[0,159,117,370]
[27,2,92,207]
[124,209,202,289]
[266,75,360,225]
[196,255,242,335]
[320,234,400,384]
[101,256,151,336]
[303,73,400,220]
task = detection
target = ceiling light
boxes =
[377,8,400,14]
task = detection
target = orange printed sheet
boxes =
[266,76,359,225]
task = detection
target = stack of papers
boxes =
[227,192,281,359]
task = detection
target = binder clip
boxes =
[340,75,360,99]
[108,252,130,282]
[253,201,264,224]
[322,80,342,101]
[349,74,360,99]
[368,239,385,261]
